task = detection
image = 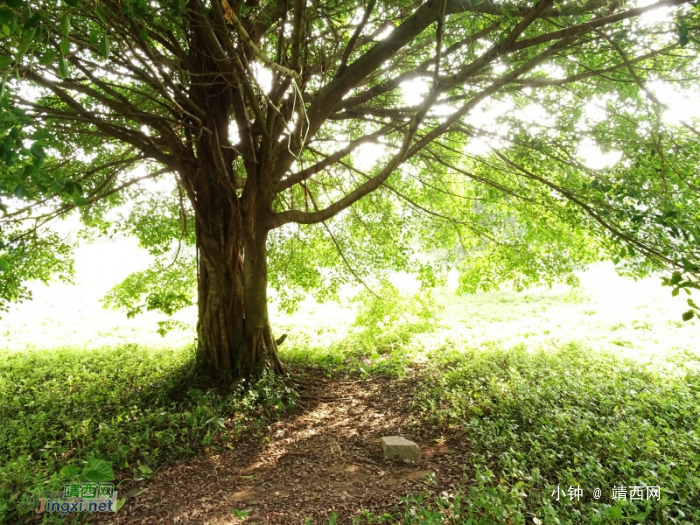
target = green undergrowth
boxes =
[0,345,296,524]
[405,343,700,524]
[283,284,442,377]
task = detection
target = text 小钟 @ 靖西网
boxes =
[551,485,661,502]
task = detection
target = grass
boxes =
[0,345,296,524]
[1,252,700,524]
[408,343,700,524]
[1,329,699,524]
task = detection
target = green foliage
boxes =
[102,256,196,320]
[90,185,197,328]
[80,458,114,483]
[267,193,418,314]
[352,283,442,352]
[394,479,527,525]
[231,508,249,518]
[0,345,296,523]
[282,286,442,377]
[412,344,700,524]
[0,227,73,314]
[0,0,698,325]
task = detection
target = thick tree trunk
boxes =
[195,216,284,378]
[184,30,287,378]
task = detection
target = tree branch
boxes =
[338,0,377,75]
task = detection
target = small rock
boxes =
[381,436,421,462]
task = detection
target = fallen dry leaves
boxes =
[88,371,470,525]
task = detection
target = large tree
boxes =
[1,0,699,376]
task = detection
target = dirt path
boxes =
[92,374,470,524]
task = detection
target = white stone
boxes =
[381,436,421,462]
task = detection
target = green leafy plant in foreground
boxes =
[0,345,295,523]
[413,344,700,524]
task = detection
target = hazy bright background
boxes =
[1,230,697,365]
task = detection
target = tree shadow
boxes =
[85,369,471,525]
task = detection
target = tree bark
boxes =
[194,192,284,378]
[184,22,286,379]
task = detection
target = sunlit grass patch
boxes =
[412,343,700,524]
[281,284,443,377]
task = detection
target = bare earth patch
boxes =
[90,373,469,524]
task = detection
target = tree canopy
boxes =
[1,0,699,374]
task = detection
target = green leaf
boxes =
[38,50,57,66]
[682,310,694,321]
[81,458,114,483]
[63,181,83,196]
[678,24,689,47]
[139,26,149,41]
[630,512,649,522]
[0,9,12,26]
[63,0,79,6]
[14,43,30,63]
[14,183,26,199]
[60,14,70,35]
[94,5,108,24]
[2,24,9,37]
[0,257,10,272]
[58,56,69,78]
[187,388,203,400]
[60,464,81,481]
[115,498,126,512]
[30,142,46,158]
[206,416,226,429]
[59,36,71,56]
[137,464,153,477]
[73,196,89,206]
[23,14,40,31]
[0,55,14,69]
[99,33,110,59]
[30,129,52,140]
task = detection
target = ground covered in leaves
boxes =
[91,372,468,524]
[3,326,698,524]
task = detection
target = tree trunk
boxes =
[183,32,285,378]
[195,211,284,379]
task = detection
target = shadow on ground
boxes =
[89,374,470,525]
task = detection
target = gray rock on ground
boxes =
[381,436,421,462]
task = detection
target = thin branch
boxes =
[6,168,172,224]
[338,0,377,74]
[276,126,395,192]
[225,1,300,80]
[511,0,691,52]
[304,183,380,298]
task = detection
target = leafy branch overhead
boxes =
[0,0,699,364]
